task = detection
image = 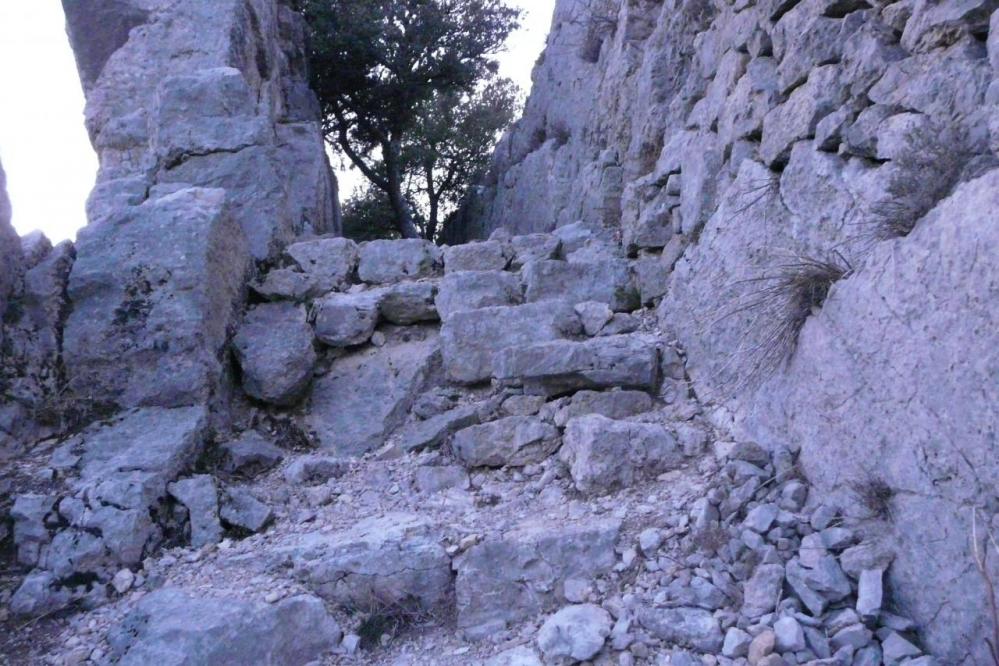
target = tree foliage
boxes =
[297,0,521,240]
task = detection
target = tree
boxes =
[406,78,519,240]
[298,0,521,239]
[341,184,403,242]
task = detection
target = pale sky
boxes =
[0,1,555,243]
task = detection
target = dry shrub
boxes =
[849,476,895,521]
[351,590,455,652]
[867,125,968,240]
[723,253,853,390]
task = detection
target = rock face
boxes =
[0,157,22,331]
[464,0,999,659]
[64,187,249,409]
[60,0,338,412]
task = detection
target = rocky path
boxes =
[3,227,932,665]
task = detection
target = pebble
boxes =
[112,569,135,594]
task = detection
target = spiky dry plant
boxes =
[866,125,968,241]
[723,253,853,390]
[849,475,895,521]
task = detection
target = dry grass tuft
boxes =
[849,476,895,521]
[866,125,968,240]
[351,591,455,652]
[692,524,730,555]
[723,253,853,389]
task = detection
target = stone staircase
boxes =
[4,225,931,665]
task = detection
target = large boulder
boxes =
[275,513,452,612]
[233,302,316,406]
[441,301,580,383]
[307,326,440,456]
[455,518,621,640]
[493,335,661,397]
[108,588,341,666]
[560,415,683,495]
[63,188,250,409]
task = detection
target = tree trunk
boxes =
[425,163,439,242]
[384,141,419,239]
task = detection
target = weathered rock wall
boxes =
[60,0,340,410]
[0,158,22,333]
[470,0,999,661]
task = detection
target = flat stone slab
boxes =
[435,270,523,320]
[274,513,452,612]
[455,518,621,641]
[108,588,341,666]
[307,327,439,456]
[493,334,660,396]
[357,239,442,284]
[452,416,560,468]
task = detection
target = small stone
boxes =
[743,564,785,618]
[779,481,808,511]
[575,301,614,336]
[563,578,592,603]
[810,505,838,531]
[830,623,871,651]
[882,631,922,662]
[774,616,805,652]
[342,634,361,655]
[723,627,752,658]
[748,630,775,665]
[744,504,779,533]
[856,568,884,620]
[731,441,770,467]
[112,569,135,594]
[537,604,612,661]
[638,528,663,556]
[264,590,282,604]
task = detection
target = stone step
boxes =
[440,300,580,384]
[492,334,663,397]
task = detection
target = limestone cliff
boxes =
[470,0,999,661]
[0,158,21,331]
[60,0,340,410]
